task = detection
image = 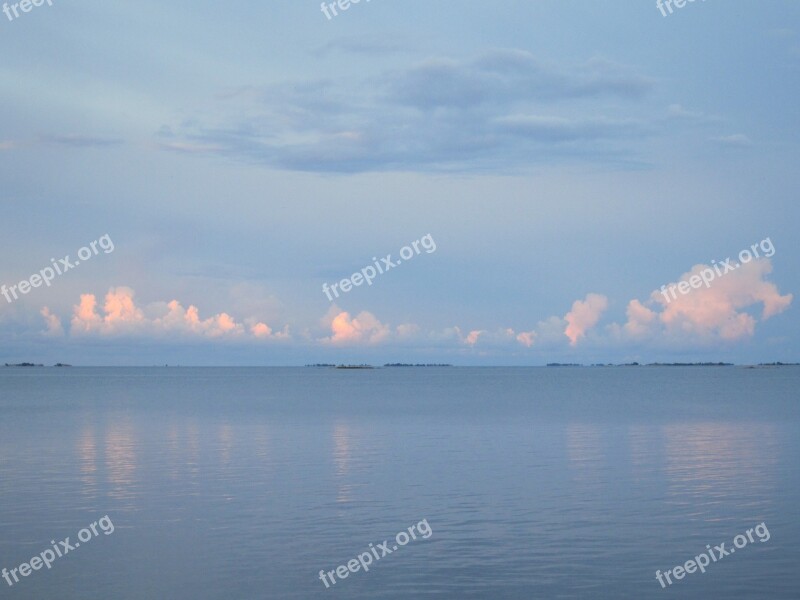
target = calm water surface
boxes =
[0,367,798,599]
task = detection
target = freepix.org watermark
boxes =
[322,234,436,302]
[659,237,775,303]
[320,0,371,20]
[2,0,54,23]
[318,519,432,588]
[655,522,770,589]
[1,234,115,304]
[2,515,115,588]
[657,0,705,17]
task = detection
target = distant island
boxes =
[384,363,452,367]
[549,362,735,367]
[758,362,800,366]
[4,363,72,367]
[304,364,374,369]
[646,362,733,367]
[305,363,453,368]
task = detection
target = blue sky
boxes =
[0,0,797,365]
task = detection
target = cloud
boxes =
[711,134,753,147]
[46,293,542,352]
[516,330,537,347]
[322,309,392,345]
[62,287,286,340]
[71,287,148,335]
[465,329,485,345]
[396,323,421,339]
[40,307,64,337]
[664,103,722,125]
[666,104,706,121]
[155,139,226,154]
[564,293,609,345]
[159,50,657,173]
[494,115,646,143]
[426,326,530,349]
[442,258,791,352]
[622,299,658,340]
[619,259,792,343]
[387,52,653,110]
[32,260,792,355]
[313,36,413,56]
[71,293,105,333]
[249,320,290,340]
[40,134,124,148]
[467,327,538,348]
[659,103,737,143]
[251,322,272,338]
[104,287,147,329]
[154,300,243,338]
[317,309,526,349]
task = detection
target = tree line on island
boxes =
[4,363,71,367]
[306,363,453,369]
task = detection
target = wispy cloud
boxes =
[40,307,63,337]
[664,103,720,124]
[40,134,125,148]
[493,115,646,143]
[313,36,414,56]
[711,134,753,147]
[158,50,658,173]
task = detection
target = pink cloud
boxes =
[324,310,391,345]
[649,259,792,341]
[62,287,285,340]
[564,293,609,345]
[34,258,790,354]
[432,326,528,348]
[318,305,420,345]
[516,331,536,347]
[103,287,146,329]
[251,322,272,338]
[465,330,485,345]
[40,307,64,337]
[622,299,657,339]
[248,321,290,340]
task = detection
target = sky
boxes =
[0,0,798,365]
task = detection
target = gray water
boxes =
[0,367,797,599]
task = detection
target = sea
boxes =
[0,366,798,599]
